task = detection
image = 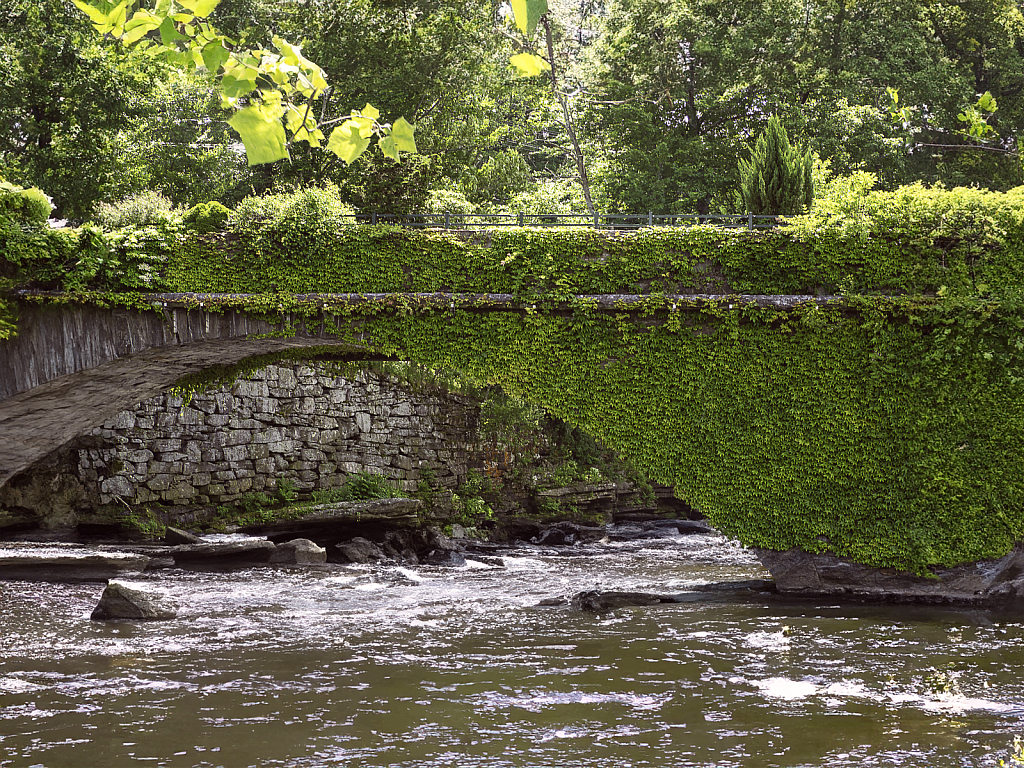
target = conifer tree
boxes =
[737,116,813,215]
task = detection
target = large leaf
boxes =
[510,0,547,36]
[327,121,371,164]
[201,39,229,72]
[177,0,219,19]
[70,0,110,27]
[158,17,185,44]
[379,134,399,162]
[122,10,162,44]
[509,52,550,78]
[391,117,417,153]
[228,104,289,165]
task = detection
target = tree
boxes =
[588,0,802,214]
[0,0,157,218]
[737,115,812,215]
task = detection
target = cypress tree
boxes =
[737,116,813,215]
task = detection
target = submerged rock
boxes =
[90,581,178,621]
[755,544,1024,606]
[571,590,681,612]
[270,538,327,565]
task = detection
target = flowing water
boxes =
[1,532,1022,767]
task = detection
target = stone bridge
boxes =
[0,291,827,489]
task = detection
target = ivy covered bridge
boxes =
[2,186,1024,578]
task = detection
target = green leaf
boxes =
[201,39,229,72]
[158,17,185,44]
[509,52,550,78]
[361,103,380,121]
[977,91,997,113]
[510,0,547,36]
[177,0,219,18]
[379,134,399,161]
[122,10,162,44]
[392,117,417,153]
[326,121,371,164]
[70,0,110,27]
[228,103,289,165]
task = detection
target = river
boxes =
[0,531,1022,767]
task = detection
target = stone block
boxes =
[136,417,155,430]
[151,439,181,453]
[233,380,269,398]
[255,458,276,474]
[191,472,212,487]
[392,454,415,471]
[214,470,237,481]
[269,439,297,454]
[222,445,249,463]
[124,449,154,463]
[164,481,197,501]
[156,451,186,463]
[248,443,270,460]
[206,414,230,427]
[101,476,134,497]
[147,474,174,492]
[201,449,222,463]
[301,448,326,462]
[105,411,136,430]
[178,408,204,426]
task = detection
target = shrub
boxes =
[737,115,813,215]
[94,191,177,230]
[0,181,53,227]
[182,201,231,234]
[423,189,477,224]
[228,185,356,238]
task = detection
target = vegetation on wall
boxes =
[3,184,1024,573]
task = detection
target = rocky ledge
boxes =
[755,545,1024,607]
[0,544,149,582]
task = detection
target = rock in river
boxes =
[91,581,178,621]
[269,538,327,565]
[0,544,149,582]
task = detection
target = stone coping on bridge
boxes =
[13,290,843,311]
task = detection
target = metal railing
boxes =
[345,212,779,230]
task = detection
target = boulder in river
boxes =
[755,544,1024,606]
[163,526,202,545]
[90,581,178,621]
[336,537,387,564]
[270,538,327,565]
[170,539,277,569]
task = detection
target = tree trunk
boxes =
[543,14,596,218]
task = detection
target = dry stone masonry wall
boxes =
[78,364,508,509]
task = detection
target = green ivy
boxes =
[5,184,1024,573]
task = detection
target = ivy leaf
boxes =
[361,103,380,121]
[177,0,219,19]
[228,103,289,165]
[391,116,417,153]
[327,121,371,164]
[509,52,550,78]
[510,0,547,36]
